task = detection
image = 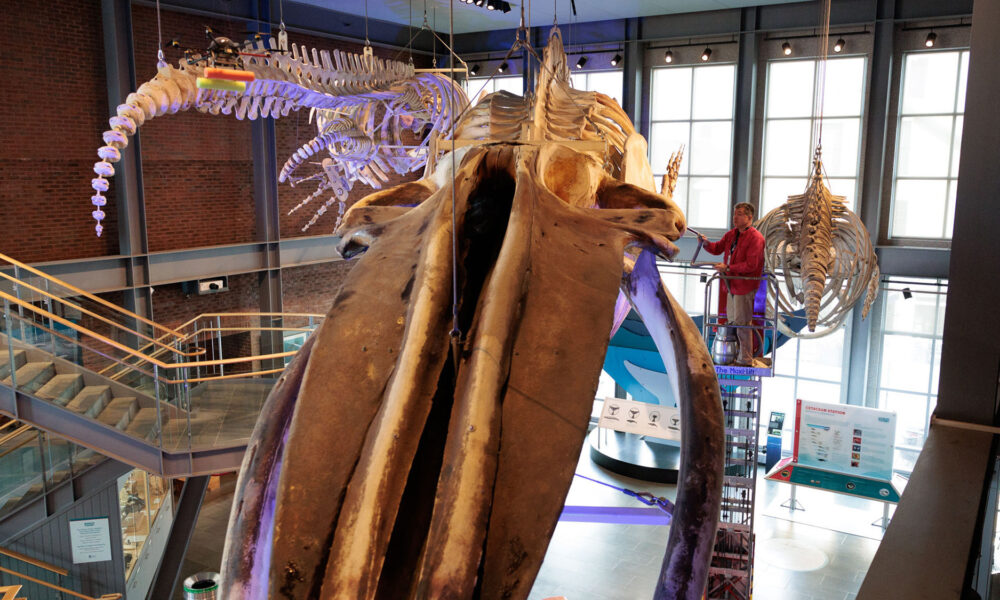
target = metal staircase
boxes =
[0,252,323,479]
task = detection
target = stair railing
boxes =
[0,293,324,465]
[0,270,205,360]
[0,561,121,599]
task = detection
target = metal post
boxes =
[36,430,50,515]
[153,363,165,475]
[216,315,224,377]
[3,299,19,416]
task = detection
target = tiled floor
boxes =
[174,449,883,600]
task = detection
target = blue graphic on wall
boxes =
[602,308,810,408]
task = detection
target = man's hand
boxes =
[713,263,728,273]
[697,234,708,244]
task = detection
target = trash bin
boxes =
[183,572,220,600]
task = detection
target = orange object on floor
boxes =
[204,67,255,82]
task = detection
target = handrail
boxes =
[0,425,33,447]
[0,430,39,462]
[0,271,205,358]
[0,546,70,576]
[0,251,182,341]
[3,308,295,385]
[2,290,296,370]
[0,563,120,600]
[98,312,324,379]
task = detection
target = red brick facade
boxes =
[1,2,429,325]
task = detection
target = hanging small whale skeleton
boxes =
[217,27,724,600]
[757,150,880,338]
[89,28,468,235]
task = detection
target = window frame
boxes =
[749,33,874,221]
[646,60,738,231]
[866,277,948,476]
[878,24,971,247]
[757,53,870,217]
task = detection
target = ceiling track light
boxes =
[925,31,937,47]
[610,53,622,66]
[701,47,712,62]
[498,61,508,73]
[664,49,673,63]
[500,1,511,12]
[782,41,792,56]
[576,56,588,69]
[470,64,480,76]
[833,37,845,53]
[486,0,497,10]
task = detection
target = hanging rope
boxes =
[365,0,370,46]
[155,0,166,67]
[812,0,833,156]
[573,473,675,514]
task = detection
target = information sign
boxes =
[69,517,112,564]
[793,399,896,480]
[598,397,681,441]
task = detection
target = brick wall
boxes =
[280,261,356,315]
[131,6,257,252]
[2,2,430,329]
[0,0,119,262]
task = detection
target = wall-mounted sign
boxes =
[793,399,896,480]
[598,397,681,441]
[69,517,112,564]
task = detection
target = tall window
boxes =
[760,327,849,450]
[570,70,623,105]
[649,64,736,230]
[890,50,969,239]
[873,278,947,474]
[465,75,524,100]
[760,57,866,216]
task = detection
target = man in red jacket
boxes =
[698,202,765,366]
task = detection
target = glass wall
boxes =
[760,326,850,449]
[872,278,947,474]
[890,50,969,239]
[760,56,867,215]
[119,470,170,581]
[649,64,736,230]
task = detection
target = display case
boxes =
[117,470,169,581]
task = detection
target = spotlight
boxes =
[664,49,673,63]
[834,37,845,53]
[474,0,484,5]
[576,56,588,69]
[499,1,511,12]
[498,61,508,73]
[470,63,480,76]
[902,287,913,300]
[701,47,712,61]
[610,53,622,66]
[782,41,792,56]
[486,0,496,10]
[925,31,937,47]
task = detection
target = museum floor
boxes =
[173,450,883,600]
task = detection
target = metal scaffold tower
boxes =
[706,375,762,600]
[701,271,777,600]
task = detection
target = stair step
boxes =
[0,349,26,379]
[66,386,112,418]
[124,408,161,441]
[97,397,138,430]
[2,362,55,393]
[35,374,84,405]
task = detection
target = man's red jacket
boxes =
[703,226,765,295]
